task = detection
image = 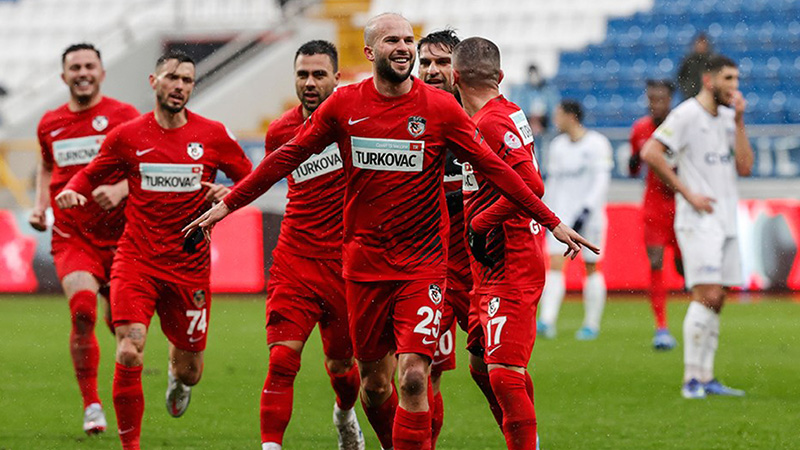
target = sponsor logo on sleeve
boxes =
[52,135,105,167]
[488,297,500,317]
[351,137,425,172]
[428,284,442,304]
[187,142,204,160]
[139,163,203,192]
[509,110,534,145]
[291,144,343,183]
[503,131,523,150]
[407,116,427,138]
[92,115,108,132]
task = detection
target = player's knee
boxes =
[360,374,391,401]
[325,357,355,375]
[69,291,97,334]
[116,343,143,367]
[176,362,203,386]
[268,344,302,382]
[398,367,427,398]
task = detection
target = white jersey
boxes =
[652,98,738,236]
[544,129,613,225]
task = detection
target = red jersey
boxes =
[463,96,546,295]
[224,77,559,283]
[64,110,252,285]
[265,105,344,259]
[37,97,139,246]
[444,151,472,291]
[630,116,676,221]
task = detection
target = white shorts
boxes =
[546,213,605,264]
[676,225,743,289]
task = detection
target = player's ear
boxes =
[334,71,341,86]
[701,72,712,92]
[498,70,504,85]
[451,68,460,86]
[363,45,375,62]
[98,67,106,84]
[148,73,157,89]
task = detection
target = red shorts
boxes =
[111,264,211,352]
[469,287,542,368]
[51,229,115,284]
[266,250,352,360]
[642,212,678,248]
[432,288,471,375]
[347,278,446,362]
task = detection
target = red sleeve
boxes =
[37,119,55,169]
[216,126,253,183]
[443,102,560,230]
[64,128,127,196]
[629,121,645,176]
[223,95,339,211]
[470,160,545,234]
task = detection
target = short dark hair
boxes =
[452,37,501,87]
[295,40,339,72]
[560,99,583,123]
[418,28,460,53]
[156,50,195,70]
[646,79,675,95]
[704,54,737,73]
[62,43,101,65]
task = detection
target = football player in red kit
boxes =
[185,13,595,450]
[629,79,682,350]
[259,40,364,450]
[56,51,252,450]
[30,43,139,435]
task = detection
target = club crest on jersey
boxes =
[428,284,442,305]
[488,297,500,317]
[192,289,206,308]
[407,116,426,138]
[92,115,108,132]
[187,142,204,160]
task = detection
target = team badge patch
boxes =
[187,142,204,160]
[407,116,426,138]
[92,116,108,132]
[428,284,442,305]
[192,289,206,308]
[488,297,500,317]
[504,131,522,149]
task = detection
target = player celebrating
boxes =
[629,79,682,350]
[55,51,252,450]
[417,28,474,447]
[259,40,364,450]
[29,43,139,435]
[642,55,753,399]
[185,13,595,450]
[454,36,557,450]
[537,100,613,341]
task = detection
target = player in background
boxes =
[629,79,683,350]
[537,100,613,341]
[454,37,558,450]
[29,43,139,435]
[185,13,596,450]
[259,40,364,450]
[641,55,753,399]
[55,51,252,450]
[417,28,473,447]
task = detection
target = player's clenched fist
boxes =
[201,181,230,203]
[28,207,48,232]
[55,189,87,209]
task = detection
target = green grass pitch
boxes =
[1,294,798,449]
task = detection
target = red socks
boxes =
[469,365,503,427]
[489,368,537,450]
[650,269,668,329]
[326,362,360,411]
[260,345,302,445]
[69,290,100,408]
[431,391,444,449]
[113,363,144,450]
[362,381,397,449]
[393,406,432,450]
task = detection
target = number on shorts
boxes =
[485,316,507,347]
[414,306,442,338]
[437,329,453,356]
[186,309,207,335]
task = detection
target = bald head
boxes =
[452,37,502,88]
[364,13,410,47]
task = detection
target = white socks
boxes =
[262,443,281,450]
[539,270,565,326]
[582,272,606,331]
[683,301,719,382]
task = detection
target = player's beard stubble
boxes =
[376,55,413,84]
